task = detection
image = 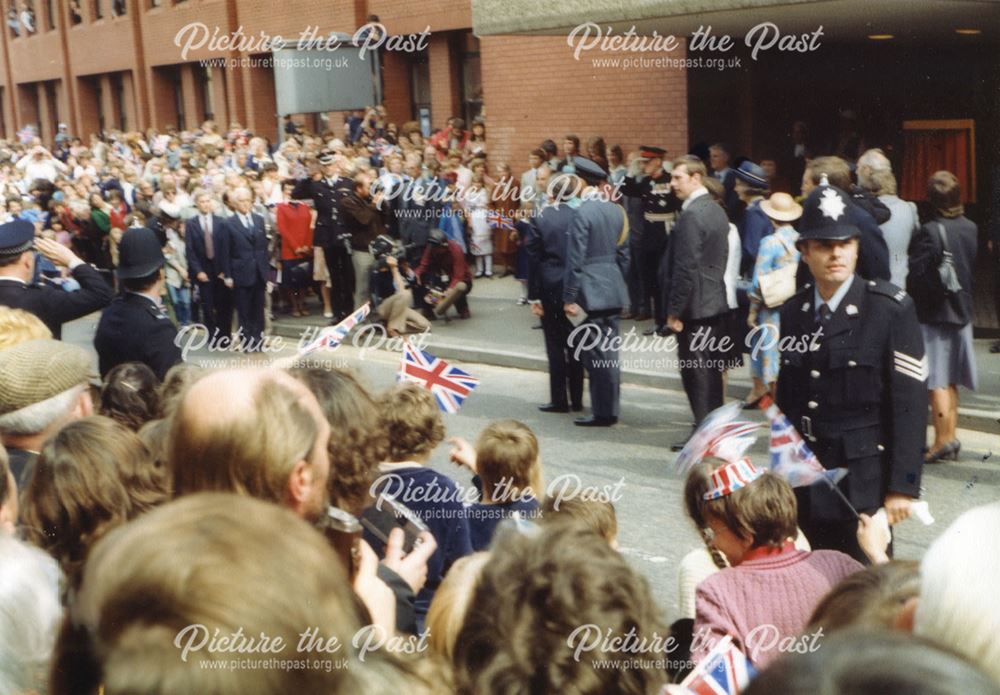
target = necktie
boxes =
[817,302,833,324]
[203,216,214,259]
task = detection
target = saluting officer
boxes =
[292,150,355,322]
[619,145,680,335]
[563,157,630,427]
[94,227,183,381]
[0,219,113,339]
[776,183,927,563]
[527,173,584,414]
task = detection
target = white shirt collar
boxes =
[814,274,855,316]
[681,186,709,210]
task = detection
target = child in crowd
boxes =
[448,419,543,551]
[540,496,618,548]
[369,383,473,628]
[687,457,862,668]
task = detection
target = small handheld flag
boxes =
[399,340,479,413]
[679,634,756,694]
[672,401,761,476]
[296,303,371,358]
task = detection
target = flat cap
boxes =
[0,339,93,416]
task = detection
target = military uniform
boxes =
[292,164,356,318]
[776,185,927,562]
[619,147,680,327]
[0,219,113,339]
[94,227,183,381]
[95,293,182,380]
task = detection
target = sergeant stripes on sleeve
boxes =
[894,350,928,382]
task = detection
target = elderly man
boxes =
[0,339,93,487]
[777,182,926,563]
[219,187,269,351]
[0,220,113,339]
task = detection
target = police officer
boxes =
[0,219,113,338]
[527,173,584,414]
[94,227,182,381]
[292,150,355,322]
[776,183,926,563]
[563,157,630,427]
[619,146,680,335]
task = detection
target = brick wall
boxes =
[480,34,688,171]
[381,49,412,125]
[427,33,459,130]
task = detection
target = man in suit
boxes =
[528,174,584,414]
[777,183,925,562]
[563,158,630,427]
[220,187,270,351]
[665,155,732,449]
[292,150,354,322]
[709,143,740,222]
[185,190,232,340]
[0,220,112,339]
[94,227,183,380]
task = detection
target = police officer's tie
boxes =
[817,302,833,324]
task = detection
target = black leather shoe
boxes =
[991,341,1000,354]
[574,416,618,427]
[538,403,570,413]
[643,325,664,336]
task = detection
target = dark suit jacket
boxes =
[219,213,269,288]
[95,292,182,381]
[184,214,225,278]
[527,204,576,306]
[907,215,978,326]
[562,199,630,313]
[665,193,730,320]
[0,263,112,339]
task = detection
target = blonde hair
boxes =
[427,553,490,661]
[475,420,543,502]
[0,307,52,349]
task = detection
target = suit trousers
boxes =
[324,243,355,317]
[795,487,883,565]
[627,239,642,314]
[639,233,667,322]
[541,305,584,408]
[198,274,233,340]
[677,313,726,426]
[234,281,266,351]
[578,313,621,419]
[352,251,375,309]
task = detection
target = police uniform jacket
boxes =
[0,263,113,339]
[526,203,576,307]
[94,292,183,381]
[562,198,629,314]
[776,276,926,515]
[291,176,353,248]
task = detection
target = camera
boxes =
[370,234,413,270]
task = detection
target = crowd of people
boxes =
[0,106,997,693]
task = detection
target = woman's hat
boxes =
[760,192,803,222]
[734,160,768,188]
[703,458,764,500]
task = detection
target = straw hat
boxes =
[760,192,803,223]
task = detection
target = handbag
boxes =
[936,223,963,296]
[757,233,798,308]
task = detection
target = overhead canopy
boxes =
[471,0,1000,44]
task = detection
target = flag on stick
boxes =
[296,303,371,358]
[398,339,479,413]
[678,635,756,694]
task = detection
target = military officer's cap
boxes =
[0,219,35,258]
[636,145,667,160]
[572,156,608,185]
[797,180,861,243]
[318,149,337,165]
[117,227,165,280]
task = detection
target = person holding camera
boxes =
[414,228,472,320]
[369,235,430,337]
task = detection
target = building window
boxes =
[410,53,430,127]
[9,1,36,35]
[150,0,161,7]
[93,0,102,20]
[113,73,126,130]
[44,0,53,29]
[69,0,82,24]
[459,33,482,126]
[199,66,214,121]
[111,0,125,16]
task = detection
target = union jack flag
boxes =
[760,395,847,488]
[679,635,756,695]
[398,340,479,413]
[296,303,371,358]
[672,401,761,476]
[486,208,515,231]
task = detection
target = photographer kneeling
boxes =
[414,229,473,321]
[369,235,431,337]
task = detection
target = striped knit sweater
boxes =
[691,548,862,668]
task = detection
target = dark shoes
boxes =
[925,440,961,463]
[539,403,570,413]
[574,416,618,427]
[991,341,1000,354]
[643,325,670,337]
